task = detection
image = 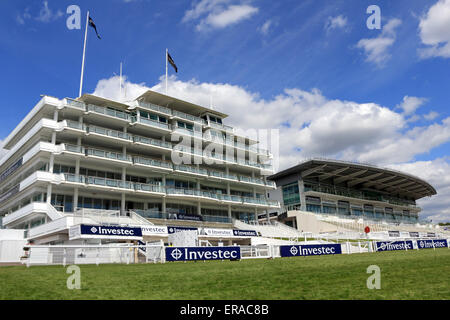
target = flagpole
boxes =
[165,48,168,95]
[79,10,90,98]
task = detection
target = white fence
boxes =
[24,243,165,267]
[22,238,450,266]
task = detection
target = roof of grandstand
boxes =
[268,158,437,200]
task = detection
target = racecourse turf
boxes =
[0,248,449,300]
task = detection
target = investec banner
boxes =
[418,239,448,249]
[375,241,413,252]
[280,244,342,257]
[167,226,198,234]
[141,225,168,236]
[166,246,241,262]
[233,229,258,237]
[202,228,234,237]
[70,224,143,240]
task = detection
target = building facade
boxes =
[267,159,436,225]
[0,90,279,240]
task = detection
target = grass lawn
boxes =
[0,248,449,300]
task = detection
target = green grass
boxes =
[1,248,449,300]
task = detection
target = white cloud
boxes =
[324,15,348,32]
[259,20,272,35]
[356,18,402,67]
[418,0,450,58]
[397,96,427,115]
[16,7,31,25]
[183,0,258,31]
[16,1,63,25]
[35,1,63,23]
[424,111,439,121]
[92,75,450,168]
[92,76,450,221]
[389,158,450,223]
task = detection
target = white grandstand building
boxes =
[0,90,291,259]
[267,159,449,238]
[0,91,448,264]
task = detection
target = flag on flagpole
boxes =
[167,52,178,73]
[89,16,101,39]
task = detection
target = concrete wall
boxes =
[286,211,348,234]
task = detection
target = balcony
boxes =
[134,183,165,194]
[64,98,86,111]
[133,156,173,170]
[64,144,84,154]
[172,110,205,125]
[85,148,132,163]
[303,182,417,208]
[209,170,238,181]
[131,116,170,131]
[86,125,132,141]
[137,100,172,116]
[86,176,133,190]
[239,175,264,186]
[65,120,84,130]
[208,121,234,132]
[86,104,130,121]
[133,135,172,149]
[173,164,208,176]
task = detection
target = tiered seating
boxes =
[233,219,304,238]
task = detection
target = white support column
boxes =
[73,188,79,213]
[46,183,52,204]
[228,205,232,219]
[121,167,126,215]
[121,193,126,215]
[197,201,201,216]
[162,197,166,213]
[49,155,55,174]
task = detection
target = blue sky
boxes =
[1,0,450,221]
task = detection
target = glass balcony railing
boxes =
[65,120,83,130]
[64,174,85,183]
[172,146,203,156]
[64,98,86,110]
[133,135,172,149]
[134,183,165,193]
[239,175,264,185]
[86,125,132,141]
[172,126,202,137]
[266,180,276,188]
[208,121,234,132]
[221,194,242,202]
[85,148,132,162]
[173,164,208,176]
[304,182,416,208]
[202,215,232,223]
[137,100,172,116]
[87,104,130,121]
[135,117,170,130]
[85,176,133,189]
[173,110,205,125]
[64,144,83,154]
[133,156,173,169]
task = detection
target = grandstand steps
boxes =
[145,218,233,229]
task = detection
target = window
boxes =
[282,183,300,206]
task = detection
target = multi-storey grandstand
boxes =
[0,92,448,265]
[267,158,449,239]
